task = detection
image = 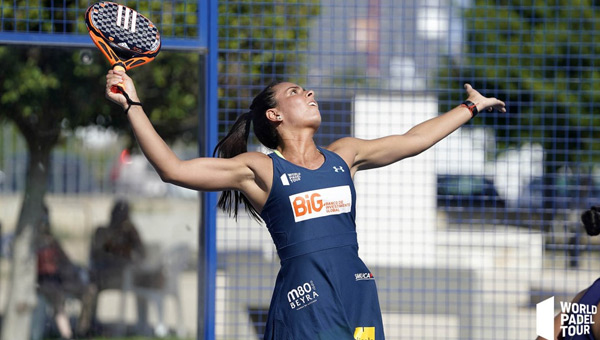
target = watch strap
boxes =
[461,100,478,117]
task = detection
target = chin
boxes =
[309,116,322,129]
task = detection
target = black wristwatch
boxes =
[461,100,478,118]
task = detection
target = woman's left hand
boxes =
[464,83,506,113]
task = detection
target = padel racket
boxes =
[85,1,161,93]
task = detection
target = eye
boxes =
[290,89,298,95]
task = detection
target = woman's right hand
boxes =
[105,69,141,111]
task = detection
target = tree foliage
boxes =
[217,0,320,124]
[0,1,200,338]
[439,1,600,168]
[0,0,321,337]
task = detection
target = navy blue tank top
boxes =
[259,147,385,340]
[260,147,358,261]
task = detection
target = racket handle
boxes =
[110,64,126,94]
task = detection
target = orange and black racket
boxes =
[85,1,161,93]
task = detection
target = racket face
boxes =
[85,2,161,70]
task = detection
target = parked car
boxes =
[517,175,600,213]
[437,174,506,209]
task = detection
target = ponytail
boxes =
[213,111,252,159]
[213,111,258,221]
[213,81,282,221]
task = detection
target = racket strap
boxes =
[121,90,143,114]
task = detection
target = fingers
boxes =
[106,69,126,85]
[105,70,127,107]
[489,104,506,113]
[105,69,141,109]
[106,74,123,88]
[494,99,507,113]
[464,83,507,113]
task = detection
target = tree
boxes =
[438,1,600,222]
[0,0,320,337]
[0,45,199,339]
[217,0,320,135]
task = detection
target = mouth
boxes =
[308,101,318,107]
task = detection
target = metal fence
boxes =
[216,1,600,340]
[1,1,600,339]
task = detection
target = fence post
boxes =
[197,0,218,339]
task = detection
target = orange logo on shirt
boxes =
[288,186,352,222]
[292,193,323,217]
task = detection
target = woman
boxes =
[538,207,600,340]
[105,70,505,339]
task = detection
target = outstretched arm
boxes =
[328,84,506,173]
[104,70,267,195]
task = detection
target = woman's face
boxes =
[270,82,321,129]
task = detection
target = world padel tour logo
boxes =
[289,185,352,222]
[537,296,597,339]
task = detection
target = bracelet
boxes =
[121,90,143,115]
[460,100,478,118]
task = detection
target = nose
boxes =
[305,89,314,98]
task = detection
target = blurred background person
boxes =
[35,203,96,339]
[89,199,152,333]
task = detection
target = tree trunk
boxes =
[1,147,50,340]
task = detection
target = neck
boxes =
[276,140,323,169]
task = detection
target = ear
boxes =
[266,108,282,122]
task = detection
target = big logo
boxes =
[289,186,352,222]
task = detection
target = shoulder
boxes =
[327,136,360,149]
[234,151,272,161]
[233,151,272,170]
[232,151,274,192]
[325,137,362,168]
[572,288,589,304]
[572,278,600,303]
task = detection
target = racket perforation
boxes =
[89,2,160,55]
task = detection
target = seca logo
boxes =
[355,272,375,281]
[289,186,352,222]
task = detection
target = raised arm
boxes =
[328,84,506,174]
[104,70,271,202]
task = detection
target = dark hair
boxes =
[581,206,600,236]
[213,81,283,220]
[110,199,130,228]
